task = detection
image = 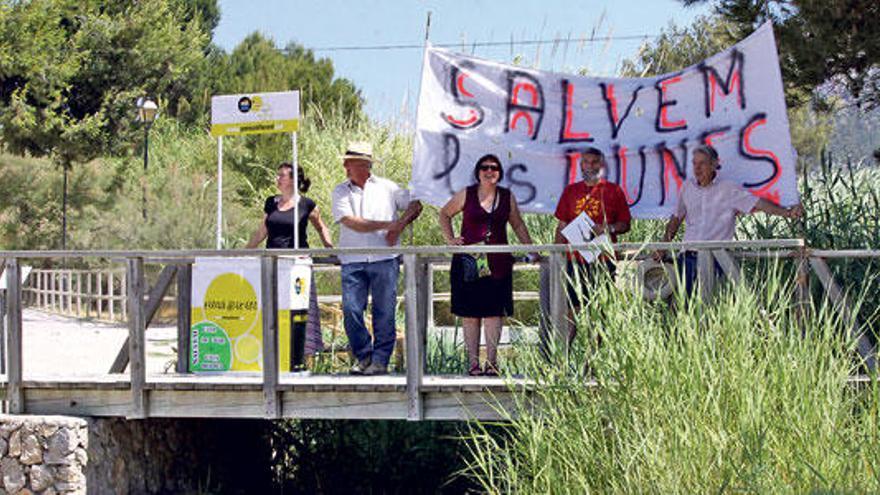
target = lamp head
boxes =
[136,97,159,124]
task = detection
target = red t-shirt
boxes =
[554,180,631,259]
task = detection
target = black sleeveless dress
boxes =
[450,186,515,317]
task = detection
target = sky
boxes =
[214,0,712,124]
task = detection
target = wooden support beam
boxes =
[109,265,178,373]
[809,256,877,371]
[404,254,424,421]
[712,249,741,284]
[6,259,23,413]
[176,263,192,373]
[697,250,716,304]
[126,257,148,418]
[261,255,281,418]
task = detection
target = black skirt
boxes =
[450,254,514,317]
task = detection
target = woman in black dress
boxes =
[247,163,333,357]
[438,154,535,376]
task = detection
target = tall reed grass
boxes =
[462,263,880,493]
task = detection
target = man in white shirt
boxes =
[658,144,802,295]
[331,142,422,375]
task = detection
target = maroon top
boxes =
[460,185,514,279]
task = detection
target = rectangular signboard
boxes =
[210,90,300,137]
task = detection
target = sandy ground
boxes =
[13,309,539,378]
[19,309,177,377]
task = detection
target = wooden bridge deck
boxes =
[2,240,877,422]
[0,373,531,420]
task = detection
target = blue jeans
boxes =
[341,258,400,366]
[679,252,722,297]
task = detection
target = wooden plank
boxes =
[712,249,741,284]
[795,249,811,314]
[6,260,23,413]
[403,254,423,421]
[423,391,523,421]
[109,265,177,373]
[85,271,92,318]
[126,257,148,418]
[176,263,192,373]
[809,249,880,259]
[149,390,264,418]
[76,271,82,316]
[0,287,5,377]
[96,272,103,319]
[261,255,281,418]
[0,238,805,260]
[425,262,434,332]
[548,252,567,352]
[697,250,715,303]
[108,270,115,321]
[810,257,877,371]
[25,389,131,417]
[281,391,408,419]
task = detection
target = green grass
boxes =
[461,263,880,494]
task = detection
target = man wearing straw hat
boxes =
[331,141,423,375]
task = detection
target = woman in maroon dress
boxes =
[439,154,535,376]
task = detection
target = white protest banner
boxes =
[411,22,798,218]
[210,90,300,137]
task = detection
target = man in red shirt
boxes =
[552,147,631,340]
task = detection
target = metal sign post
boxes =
[210,91,301,249]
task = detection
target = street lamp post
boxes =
[136,97,158,220]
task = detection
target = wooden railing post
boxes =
[261,255,281,418]
[425,262,434,333]
[126,257,148,419]
[795,248,811,311]
[176,263,192,373]
[6,260,24,413]
[404,253,424,421]
[110,265,177,373]
[697,249,716,303]
[547,251,568,354]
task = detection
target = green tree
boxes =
[620,14,832,168]
[678,0,880,110]
[216,32,362,119]
[209,32,365,194]
[0,0,210,248]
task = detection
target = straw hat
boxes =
[636,259,677,300]
[341,141,374,162]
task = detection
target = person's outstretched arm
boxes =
[439,190,466,245]
[309,206,335,248]
[246,216,268,249]
[753,199,804,219]
[386,200,423,245]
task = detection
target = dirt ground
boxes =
[19,309,177,377]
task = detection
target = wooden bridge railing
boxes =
[0,239,877,420]
[24,268,128,322]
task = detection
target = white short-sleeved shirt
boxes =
[675,179,759,242]
[331,175,411,264]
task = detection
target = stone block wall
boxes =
[0,415,88,494]
[0,415,274,495]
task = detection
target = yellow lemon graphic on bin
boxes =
[235,334,261,364]
[203,273,258,339]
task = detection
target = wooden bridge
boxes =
[0,240,875,421]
